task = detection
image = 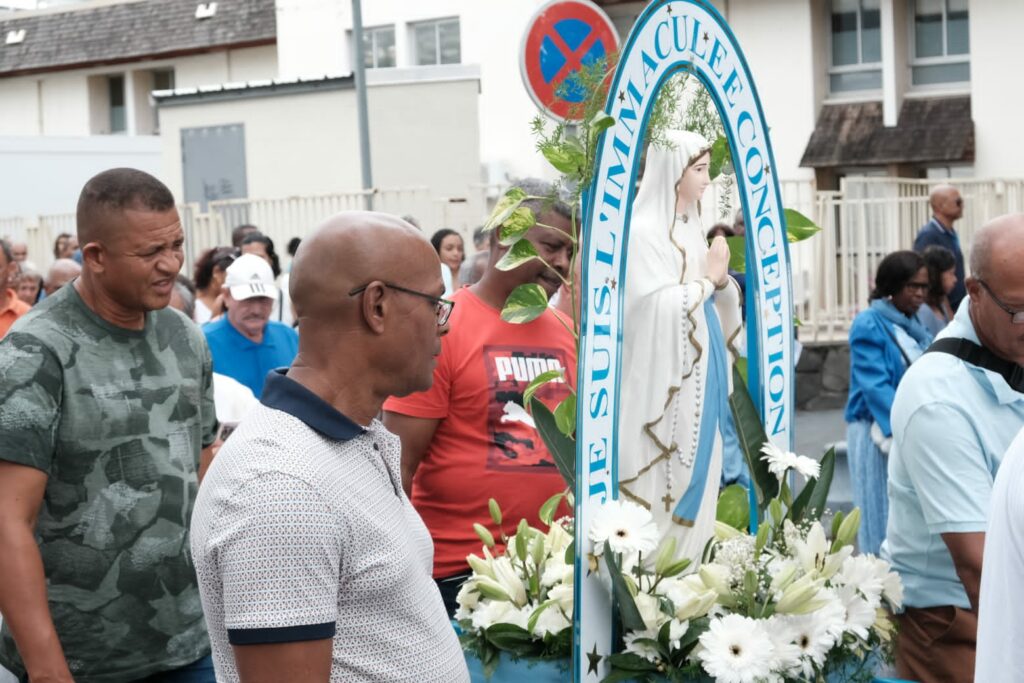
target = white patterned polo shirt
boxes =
[190,369,469,682]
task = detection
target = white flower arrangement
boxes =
[456,494,575,676]
[593,447,903,683]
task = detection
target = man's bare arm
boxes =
[0,461,73,683]
[381,412,439,497]
[942,531,986,613]
[234,639,333,683]
[198,443,218,484]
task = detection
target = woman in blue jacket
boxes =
[845,250,933,554]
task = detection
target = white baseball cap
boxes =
[225,253,278,301]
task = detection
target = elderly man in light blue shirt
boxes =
[883,213,1024,683]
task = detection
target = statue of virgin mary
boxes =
[618,130,744,563]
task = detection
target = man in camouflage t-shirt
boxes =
[0,169,218,682]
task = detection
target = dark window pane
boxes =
[912,61,969,85]
[831,0,860,66]
[414,23,437,65]
[830,69,883,92]
[108,75,125,133]
[438,19,460,64]
[915,0,944,58]
[152,70,174,91]
[376,27,396,67]
[947,0,969,55]
[861,0,881,63]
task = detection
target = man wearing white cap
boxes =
[203,253,299,397]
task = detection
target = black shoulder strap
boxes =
[925,337,1024,394]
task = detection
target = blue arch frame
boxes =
[572,1,795,680]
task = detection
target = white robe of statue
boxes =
[618,130,743,564]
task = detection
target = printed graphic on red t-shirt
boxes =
[483,345,571,471]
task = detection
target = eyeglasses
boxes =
[348,282,455,326]
[978,280,1024,324]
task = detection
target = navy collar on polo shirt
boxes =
[260,369,365,440]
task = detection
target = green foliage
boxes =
[789,447,836,522]
[499,284,549,324]
[784,208,821,242]
[727,366,779,512]
[529,396,576,491]
[603,541,646,633]
[716,483,750,531]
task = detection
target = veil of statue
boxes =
[618,129,744,563]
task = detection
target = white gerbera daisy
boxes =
[760,442,820,481]
[697,614,777,683]
[588,499,660,559]
[836,584,877,640]
[777,599,843,678]
[624,627,662,663]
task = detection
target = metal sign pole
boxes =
[351,0,374,211]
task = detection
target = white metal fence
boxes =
[4,178,1022,343]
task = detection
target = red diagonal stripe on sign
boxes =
[546,25,601,87]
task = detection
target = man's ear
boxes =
[965,276,981,301]
[79,242,105,273]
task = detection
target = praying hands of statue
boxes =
[706,235,730,288]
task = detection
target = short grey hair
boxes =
[970,228,992,281]
[508,178,574,222]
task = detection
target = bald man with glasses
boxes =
[885,213,1024,683]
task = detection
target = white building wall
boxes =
[0,135,162,217]
[156,74,480,206]
[275,0,559,185]
[969,0,1024,178]
[0,77,40,135]
[718,0,818,182]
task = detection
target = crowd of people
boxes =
[0,167,1022,683]
[842,184,1024,682]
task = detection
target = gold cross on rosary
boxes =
[662,492,674,512]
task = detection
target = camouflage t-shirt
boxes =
[0,283,218,682]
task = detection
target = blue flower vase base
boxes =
[465,652,570,682]
[464,652,916,683]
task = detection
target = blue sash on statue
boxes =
[672,297,729,526]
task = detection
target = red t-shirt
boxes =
[384,287,577,578]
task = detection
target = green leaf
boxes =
[500,284,549,324]
[716,484,750,530]
[542,140,585,175]
[709,135,731,180]
[831,509,846,540]
[790,447,835,522]
[605,652,659,672]
[553,394,576,436]
[484,623,536,655]
[734,357,749,387]
[769,498,784,527]
[530,396,575,490]
[523,369,565,408]
[564,540,574,565]
[526,599,556,635]
[538,491,564,526]
[755,522,770,554]
[496,238,540,272]
[728,365,779,513]
[604,541,647,632]
[661,558,691,578]
[726,235,746,273]
[590,112,615,136]
[784,208,822,243]
[498,207,537,246]
[488,498,503,526]
[483,187,527,233]
[675,616,709,654]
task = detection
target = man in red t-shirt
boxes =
[384,179,577,615]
